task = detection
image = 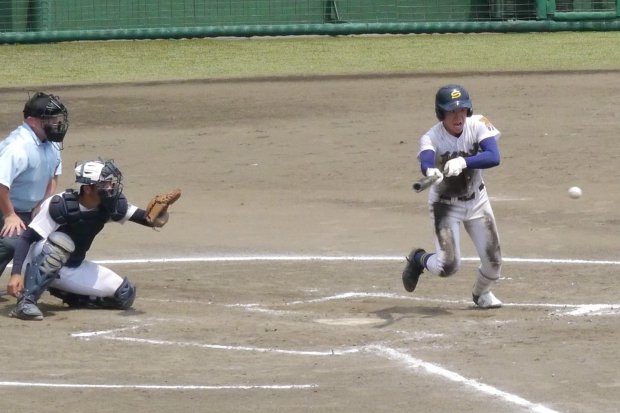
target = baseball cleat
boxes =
[402,248,426,292]
[472,291,502,309]
[9,301,44,320]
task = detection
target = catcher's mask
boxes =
[23,92,70,145]
[435,84,473,121]
[74,159,123,211]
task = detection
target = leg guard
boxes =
[11,232,75,320]
[49,277,136,310]
[112,277,137,309]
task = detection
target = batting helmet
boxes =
[23,92,69,143]
[435,84,473,121]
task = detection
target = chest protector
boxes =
[48,189,128,267]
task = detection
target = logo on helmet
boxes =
[435,84,473,121]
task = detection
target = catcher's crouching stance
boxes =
[7,159,181,320]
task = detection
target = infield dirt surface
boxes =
[0,72,618,413]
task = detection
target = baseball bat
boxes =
[412,175,439,192]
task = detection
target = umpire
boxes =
[0,92,69,279]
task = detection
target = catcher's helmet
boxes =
[23,92,69,143]
[435,84,473,121]
[74,159,123,205]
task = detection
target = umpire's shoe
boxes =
[402,248,426,292]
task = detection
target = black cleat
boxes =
[402,248,426,292]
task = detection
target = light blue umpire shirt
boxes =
[0,122,62,213]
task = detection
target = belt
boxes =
[440,183,485,202]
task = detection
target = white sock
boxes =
[472,270,495,296]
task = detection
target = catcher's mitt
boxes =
[145,189,181,228]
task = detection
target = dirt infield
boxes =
[0,73,618,413]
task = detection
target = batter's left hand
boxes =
[425,168,444,185]
[444,157,467,177]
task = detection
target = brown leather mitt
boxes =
[145,189,181,227]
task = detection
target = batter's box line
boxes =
[270,292,620,317]
[71,321,360,356]
[69,328,563,413]
[71,323,146,339]
[141,292,620,317]
[96,335,361,356]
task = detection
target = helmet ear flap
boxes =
[435,107,445,121]
[467,108,473,117]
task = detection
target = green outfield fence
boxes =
[0,0,618,43]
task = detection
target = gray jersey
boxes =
[419,114,500,200]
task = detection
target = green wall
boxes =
[24,0,542,31]
[0,0,617,43]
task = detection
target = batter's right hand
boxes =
[425,168,444,185]
[443,157,467,177]
[0,213,25,237]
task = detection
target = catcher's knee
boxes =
[37,232,75,275]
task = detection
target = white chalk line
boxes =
[282,292,620,316]
[5,255,619,266]
[0,381,317,391]
[3,254,614,410]
[142,292,620,317]
[6,327,323,392]
[92,335,360,356]
[71,324,145,338]
[84,256,620,265]
[69,326,563,413]
[368,345,562,413]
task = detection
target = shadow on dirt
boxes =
[370,305,452,328]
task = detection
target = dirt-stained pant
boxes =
[424,188,502,296]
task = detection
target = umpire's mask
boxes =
[23,92,70,145]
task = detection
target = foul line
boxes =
[368,345,562,413]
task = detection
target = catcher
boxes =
[6,158,181,320]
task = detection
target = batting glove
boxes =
[425,167,444,185]
[443,157,467,177]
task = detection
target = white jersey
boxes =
[29,193,138,240]
[419,114,500,200]
[22,193,139,299]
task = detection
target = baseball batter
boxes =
[402,84,503,309]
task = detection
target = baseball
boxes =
[568,186,582,199]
